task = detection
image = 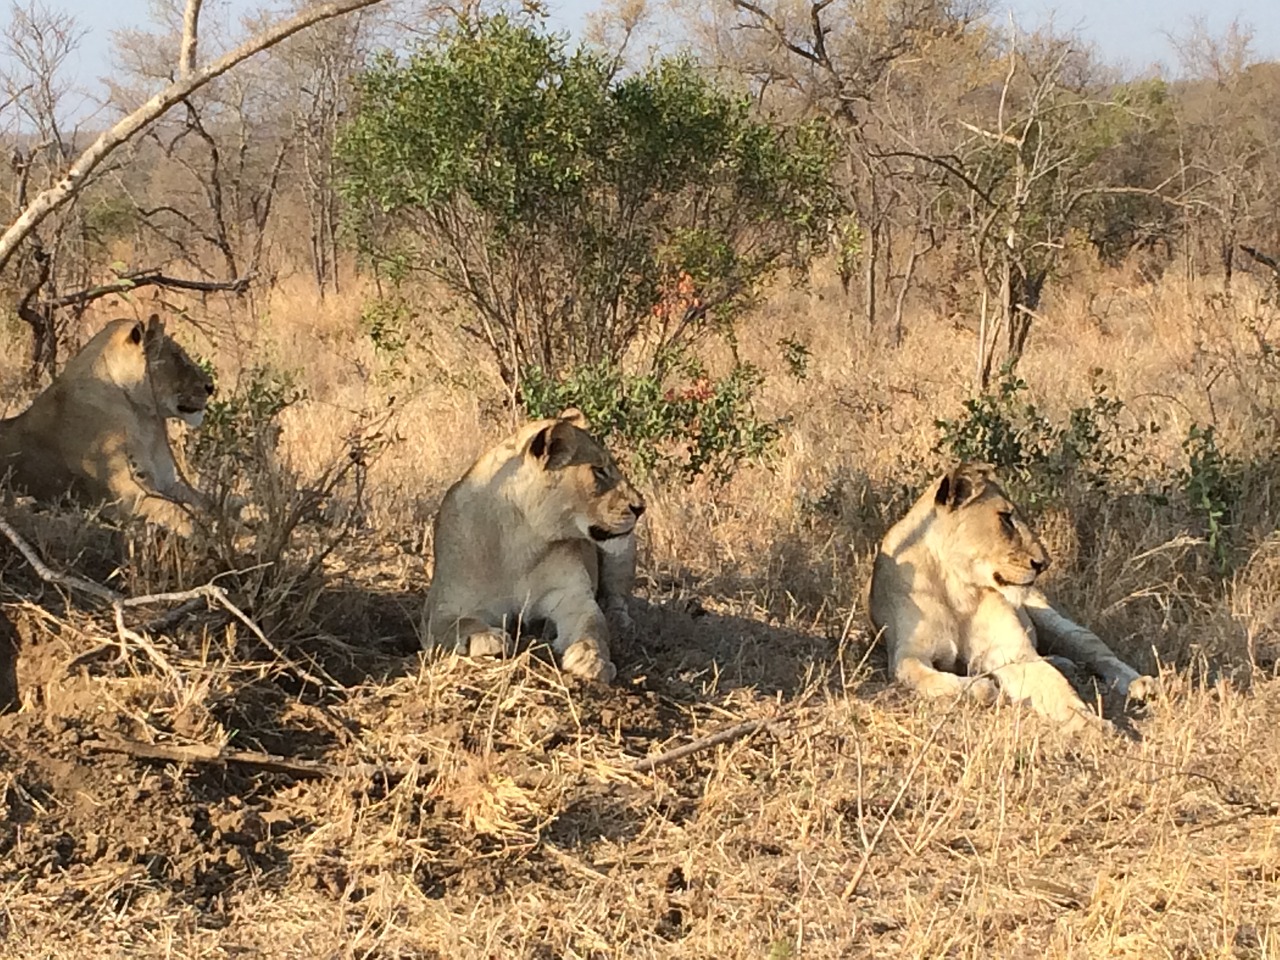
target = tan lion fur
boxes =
[0,314,214,534]
[422,409,646,683]
[868,463,1157,733]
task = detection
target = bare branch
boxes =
[0,513,119,602]
[731,0,823,66]
[0,510,329,690]
[38,268,253,310]
[179,0,203,78]
[628,715,786,772]
[1240,244,1280,276]
[0,0,385,276]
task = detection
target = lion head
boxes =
[519,408,645,543]
[143,316,214,427]
[931,463,1049,594]
[62,314,213,426]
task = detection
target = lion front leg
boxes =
[970,594,1111,735]
[896,654,999,704]
[536,586,616,684]
[114,476,196,536]
[582,534,638,637]
[1022,589,1158,700]
[881,600,997,705]
[422,613,514,659]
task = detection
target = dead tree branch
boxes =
[0,510,330,690]
[1240,244,1280,276]
[37,267,253,310]
[179,0,203,79]
[0,0,385,275]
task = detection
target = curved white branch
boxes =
[0,0,383,276]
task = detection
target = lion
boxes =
[0,314,215,534]
[868,463,1157,732]
[422,408,646,683]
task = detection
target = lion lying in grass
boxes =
[0,315,214,534]
[868,463,1157,732]
[422,409,645,683]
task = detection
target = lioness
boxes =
[423,409,645,683]
[868,463,1157,732]
[0,314,214,534]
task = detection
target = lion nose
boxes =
[205,382,215,396]
[630,502,646,519]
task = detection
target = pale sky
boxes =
[31,0,1280,121]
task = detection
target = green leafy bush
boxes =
[934,371,1157,497]
[521,354,778,484]
[338,16,837,387]
[191,365,304,467]
[1179,424,1241,573]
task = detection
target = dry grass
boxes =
[1,260,1279,958]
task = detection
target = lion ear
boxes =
[557,407,589,430]
[528,420,578,469]
[143,313,165,346]
[127,322,145,346]
[936,463,991,510]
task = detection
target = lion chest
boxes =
[959,592,1041,675]
[485,540,595,616]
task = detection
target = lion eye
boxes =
[999,511,1016,534]
[591,466,611,485]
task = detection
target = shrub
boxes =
[1179,424,1241,573]
[338,16,838,388]
[521,353,778,484]
[933,370,1157,498]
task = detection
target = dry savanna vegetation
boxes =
[1,1,1279,958]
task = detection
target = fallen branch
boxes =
[0,513,119,602]
[84,734,418,782]
[628,716,783,773]
[1,510,331,690]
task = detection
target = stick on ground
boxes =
[84,734,419,782]
[1,510,331,690]
[628,716,783,773]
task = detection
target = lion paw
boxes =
[466,628,514,659]
[1121,674,1160,702]
[966,676,999,705]
[561,640,617,684]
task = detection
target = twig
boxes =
[841,708,951,899]
[628,716,784,773]
[1,510,330,690]
[0,513,121,603]
[113,603,181,684]
[84,734,417,781]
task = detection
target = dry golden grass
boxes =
[1,259,1279,958]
